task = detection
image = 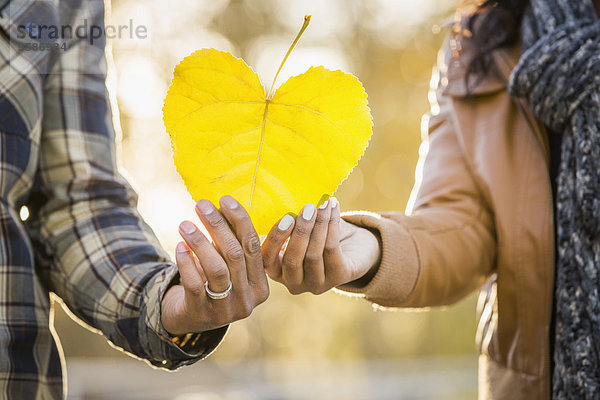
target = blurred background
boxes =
[51,0,481,398]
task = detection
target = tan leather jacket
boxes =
[341,40,554,399]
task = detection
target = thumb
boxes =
[339,218,356,241]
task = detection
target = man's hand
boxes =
[261,197,381,295]
[161,196,269,336]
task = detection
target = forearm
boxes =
[32,73,225,368]
[338,207,496,308]
[27,182,227,367]
[336,211,420,306]
[336,222,382,290]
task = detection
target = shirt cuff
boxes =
[143,264,228,370]
[336,211,420,306]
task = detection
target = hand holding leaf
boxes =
[163,16,373,234]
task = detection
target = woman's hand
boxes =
[161,196,269,336]
[261,197,381,295]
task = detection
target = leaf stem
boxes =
[266,14,311,100]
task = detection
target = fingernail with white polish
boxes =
[319,200,329,209]
[176,242,188,253]
[302,203,316,220]
[329,197,338,209]
[278,214,294,231]
[180,221,196,234]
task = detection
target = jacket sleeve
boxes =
[24,0,226,370]
[338,62,497,308]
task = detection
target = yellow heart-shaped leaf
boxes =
[163,17,372,234]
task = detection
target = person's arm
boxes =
[24,0,268,369]
[262,63,497,308]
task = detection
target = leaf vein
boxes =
[178,66,264,97]
[172,100,264,129]
[264,118,328,163]
[269,102,353,147]
[191,126,262,167]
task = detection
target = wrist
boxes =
[365,227,382,278]
[357,227,382,284]
[343,225,382,289]
[161,285,194,336]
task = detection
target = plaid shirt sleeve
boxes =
[22,0,227,369]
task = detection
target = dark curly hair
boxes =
[464,1,529,86]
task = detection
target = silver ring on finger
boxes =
[204,280,232,300]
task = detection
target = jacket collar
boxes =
[442,40,521,97]
[442,41,550,165]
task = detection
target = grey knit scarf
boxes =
[508,0,600,398]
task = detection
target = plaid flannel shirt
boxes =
[0,0,227,398]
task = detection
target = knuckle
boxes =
[235,302,253,319]
[323,245,338,257]
[265,268,282,281]
[328,214,340,226]
[209,266,230,283]
[188,233,206,248]
[287,285,305,295]
[315,212,328,225]
[284,259,301,272]
[234,211,251,225]
[304,271,324,285]
[243,233,262,255]
[225,244,245,262]
[256,286,270,305]
[205,212,226,229]
[188,283,205,297]
[270,229,288,243]
[294,223,312,237]
[304,252,321,266]
[305,277,325,292]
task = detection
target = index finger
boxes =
[262,214,295,281]
[218,196,268,292]
[195,199,248,289]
